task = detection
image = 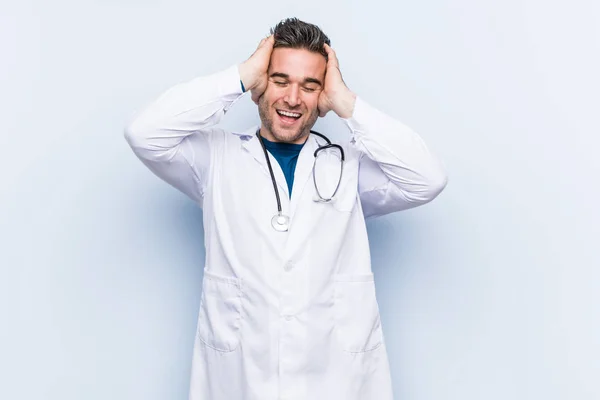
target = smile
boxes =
[276,109,302,119]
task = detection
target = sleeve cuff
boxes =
[216,64,245,98]
[341,96,369,137]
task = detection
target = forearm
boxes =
[343,97,448,204]
[124,65,244,153]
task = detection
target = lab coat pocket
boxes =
[333,273,383,353]
[197,270,242,352]
[331,185,358,213]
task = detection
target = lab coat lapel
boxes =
[238,126,289,200]
[283,133,322,256]
[288,133,319,220]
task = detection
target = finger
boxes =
[323,44,339,67]
[261,35,274,48]
[323,43,335,57]
[256,36,275,56]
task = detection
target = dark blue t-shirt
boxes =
[260,135,304,196]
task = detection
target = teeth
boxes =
[278,110,301,118]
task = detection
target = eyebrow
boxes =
[269,72,322,87]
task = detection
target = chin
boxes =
[272,129,305,143]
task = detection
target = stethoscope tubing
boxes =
[256,128,345,217]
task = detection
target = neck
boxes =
[260,125,309,145]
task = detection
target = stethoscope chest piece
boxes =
[271,213,289,232]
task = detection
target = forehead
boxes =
[268,47,326,81]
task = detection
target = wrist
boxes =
[334,89,357,119]
[238,62,256,92]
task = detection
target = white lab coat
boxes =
[124,64,448,400]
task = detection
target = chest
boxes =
[206,136,359,242]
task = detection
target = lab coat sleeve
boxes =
[341,97,448,219]
[123,65,244,205]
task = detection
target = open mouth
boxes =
[276,109,302,125]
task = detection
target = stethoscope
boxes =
[256,129,345,232]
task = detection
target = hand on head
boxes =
[239,37,355,118]
[317,44,340,117]
[317,44,356,118]
[238,36,275,105]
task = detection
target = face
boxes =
[258,47,326,144]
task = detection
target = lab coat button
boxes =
[284,261,294,271]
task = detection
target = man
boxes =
[125,18,447,400]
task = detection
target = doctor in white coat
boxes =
[124,18,448,400]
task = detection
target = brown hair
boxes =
[270,18,331,60]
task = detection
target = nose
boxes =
[284,84,301,107]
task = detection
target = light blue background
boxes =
[2,0,599,399]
